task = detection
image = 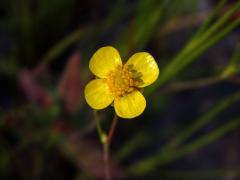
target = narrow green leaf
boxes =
[128,118,240,176]
[192,0,228,39]
[162,92,240,151]
[41,27,90,64]
[146,2,240,95]
[222,45,240,77]
[161,168,240,179]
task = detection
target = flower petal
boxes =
[84,79,114,109]
[114,90,146,119]
[89,46,122,78]
[126,52,159,87]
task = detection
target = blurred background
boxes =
[1,0,240,179]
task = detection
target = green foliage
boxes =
[146,0,240,95]
[128,118,240,176]
[222,45,240,77]
[116,92,240,176]
[1,0,240,179]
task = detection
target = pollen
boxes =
[106,65,136,97]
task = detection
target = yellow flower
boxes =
[84,46,159,119]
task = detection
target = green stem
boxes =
[94,110,107,144]
[93,111,119,180]
[103,114,119,180]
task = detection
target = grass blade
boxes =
[128,118,240,176]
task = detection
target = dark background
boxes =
[0,0,240,179]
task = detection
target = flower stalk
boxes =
[94,111,119,180]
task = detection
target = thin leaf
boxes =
[146,2,240,95]
[128,118,240,176]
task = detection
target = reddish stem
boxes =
[103,114,119,180]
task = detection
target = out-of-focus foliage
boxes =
[1,0,240,179]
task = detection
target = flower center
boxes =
[106,65,136,97]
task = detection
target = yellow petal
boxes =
[126,52,159,87]
[84,79,114,109]
[114,90,146,119]
[89,46,122,78]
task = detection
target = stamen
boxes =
[106,65,141,97]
